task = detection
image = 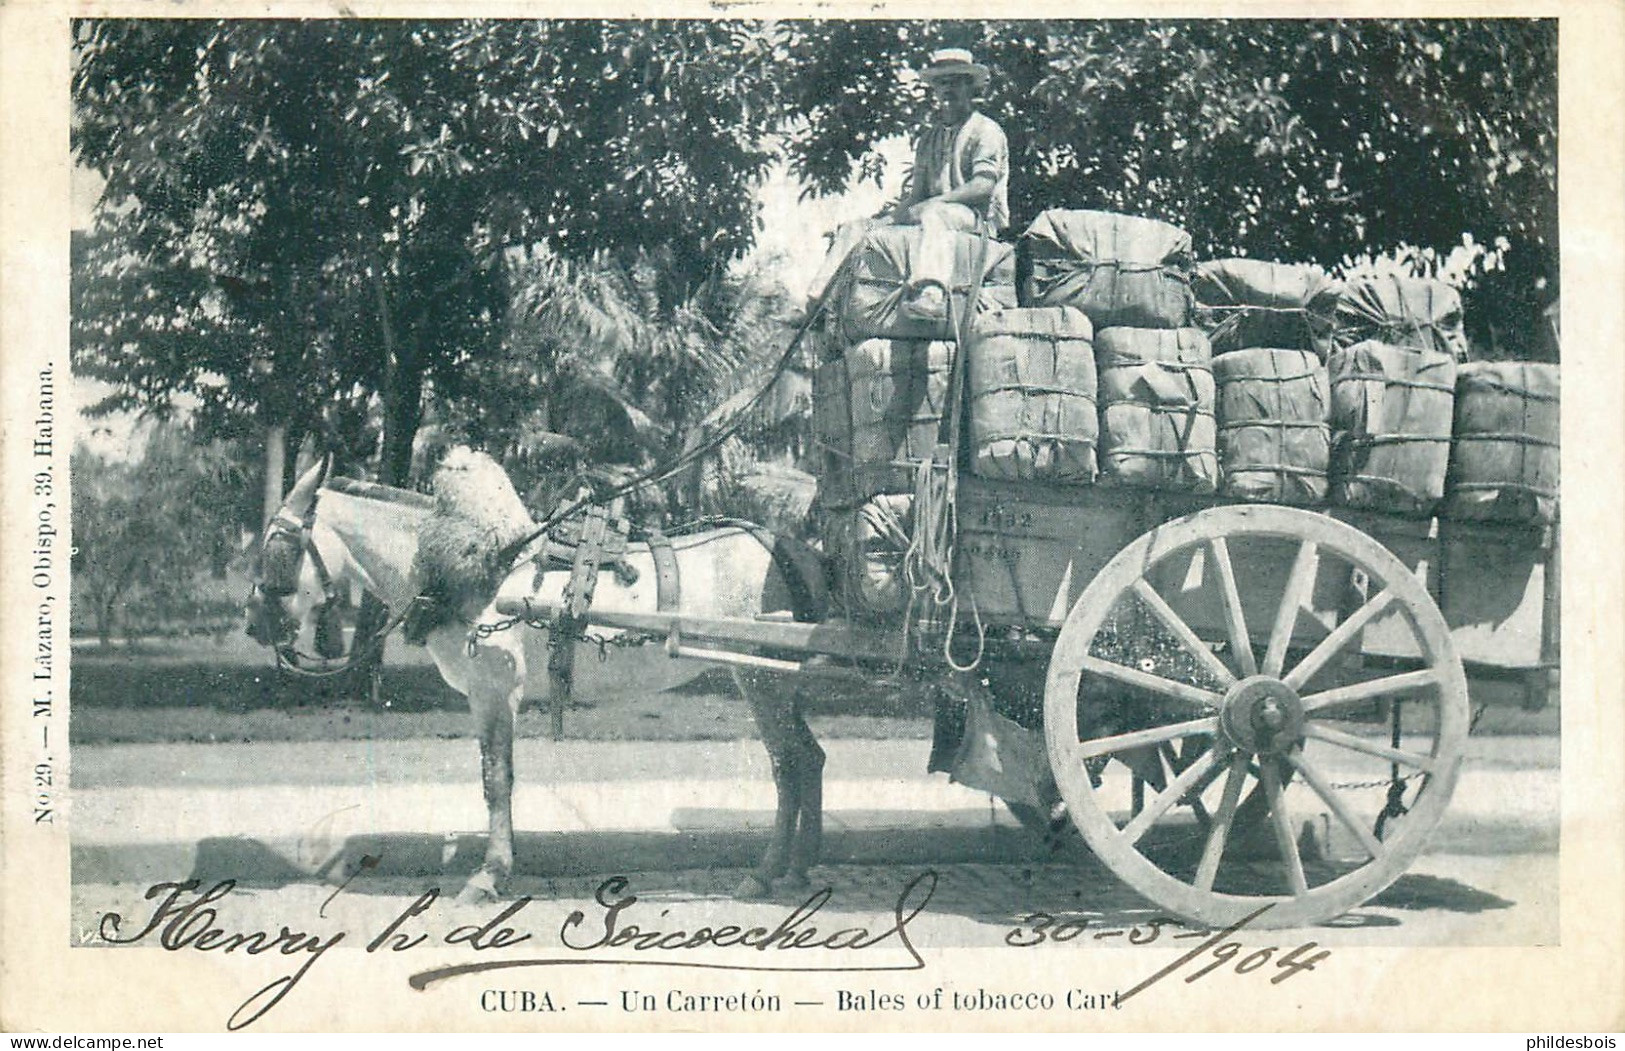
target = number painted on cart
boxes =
[961,540,1022,562]
[979,507,1034,531]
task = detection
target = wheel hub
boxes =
[1218,675,1306,755]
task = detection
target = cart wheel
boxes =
[1044,504,1468,929]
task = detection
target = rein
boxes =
[490,299,829,575]
[263,508,409,678]
[264,304,830,679]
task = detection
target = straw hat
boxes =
[918,48,991,88]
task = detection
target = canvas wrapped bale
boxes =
[1095,326,1218,492]
[810,339,952,507]
[810,357,855,506]
[1020,209,1195,329]
[966,306,1098,484]
[1194,258,1342,359]
[1445,362,1560,524]
[822,493,914,617]
[1212,348,1331,504]
[828,226,1016,343]
[1328,339,1456,515]
[1334,275,1469,361]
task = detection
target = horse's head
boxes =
[245,456,348,659]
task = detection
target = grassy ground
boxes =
[69,633,936,745]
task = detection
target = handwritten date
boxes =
[1007,905,1330,998]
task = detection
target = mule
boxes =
[246,452,832,904]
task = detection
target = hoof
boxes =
[457,871,503,906]
[734,874,773,900]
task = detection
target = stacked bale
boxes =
[1094,327,1219,492]
[1327,339,1456,515]
[1445,362,1560,524]
[814,224,1017,614]
[827,225,1017,343]
[1327,275,1462,515]
[1333,275,1469,362]
[1196,259,1335,504]
[1018,210,1215,494]
[1021,210,1194,328]
[966,306,1098,484]
[811,339,953,507]
[1195,258,1341,361]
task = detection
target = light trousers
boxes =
[806,201,984,305]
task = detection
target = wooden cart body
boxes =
[954,478,1558,700]
[500,476,1558,929]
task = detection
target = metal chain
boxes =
[1327,775,1406,791]
[462,598,661,661]
[1326,700,1490,791]
[581,629,665,662]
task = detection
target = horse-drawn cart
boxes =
[490,470,1558,929]
[256,225,1558,927]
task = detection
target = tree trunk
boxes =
[373,273,423,488]
[379,361,423,487]
[346,276,425,701]
[262,423,287,528]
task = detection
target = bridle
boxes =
[251,502,406,678]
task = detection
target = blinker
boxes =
[258,529,303,597]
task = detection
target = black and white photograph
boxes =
[2,6,1621,1037]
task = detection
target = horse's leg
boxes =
[459,637,523,905]
[784,704,825,889]
[733,667,805,899]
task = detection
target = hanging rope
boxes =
[898,231,995,674]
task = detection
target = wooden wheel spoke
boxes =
[1261,761,1308,895]
[1285,752,1385,859]
[1122,747,1222,845]
[1079,654,1222,712]
[1195,752,1250,892]
[1209,537,1258,677]
[1303,723,1437,773]
[1264,541,1318,677]
[1043,504,1470,929]
[1282,586,1399,691]
[1075,717,1219,761]
[1300,669,1438,715]
[1130,579,1236,687]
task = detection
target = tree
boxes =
[73,18,1560,515]
[782,19,1557,357]
[72,19,790,496]
[436,243,802,518]
[71,425,247,646]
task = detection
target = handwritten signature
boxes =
[95,871,1328,1030]
[97,871,933,1030]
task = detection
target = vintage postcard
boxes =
[2,0,1621,1035]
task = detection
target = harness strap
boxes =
[545,506,616,740]
[733,521,819,624]
[303,525,340,604]
[646,528,682,612]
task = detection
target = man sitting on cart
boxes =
[805,47,1010,321]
